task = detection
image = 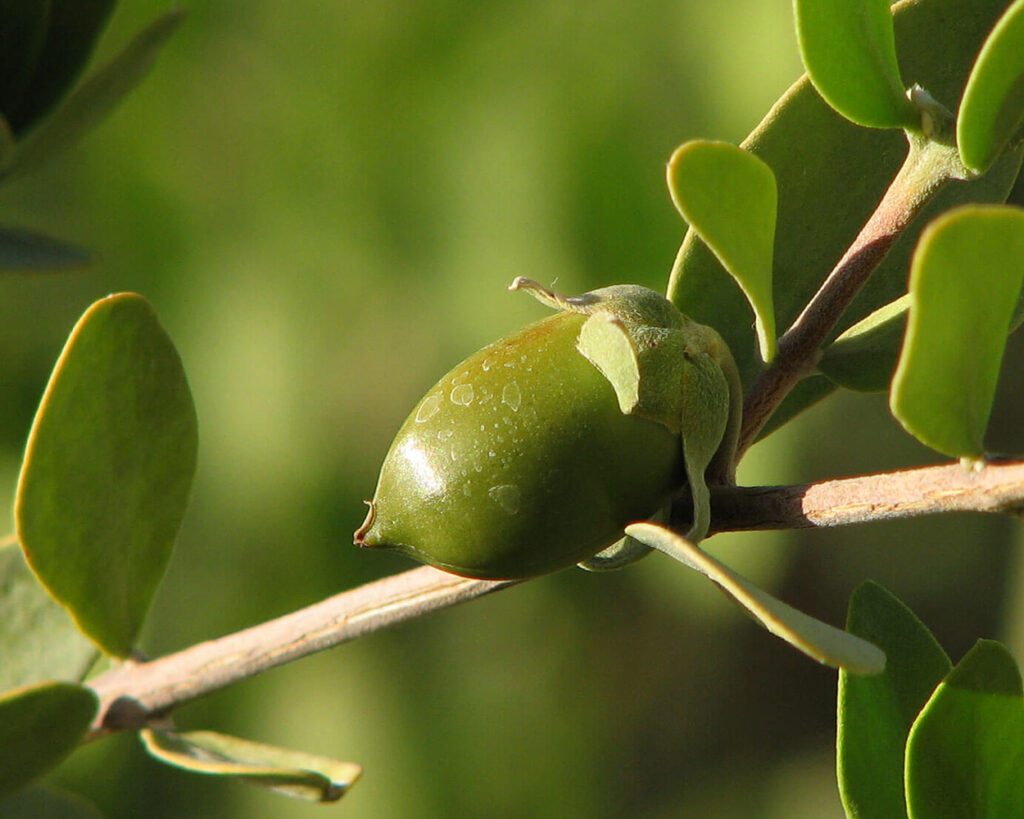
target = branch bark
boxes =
[87,458,1024,736]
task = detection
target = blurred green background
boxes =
[2,1,1023,816]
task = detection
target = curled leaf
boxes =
[624,522,885,673]
[140,729,362,803]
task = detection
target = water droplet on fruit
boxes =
[415,392,442,422]
[502,382,521,412]
[488,484,521,515]
[450,384,474,406]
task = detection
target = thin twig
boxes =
[708,459,1024,532]
[87,458,1024,735]
[88,568,516,737]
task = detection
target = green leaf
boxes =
[15,293,198,657]
[0,681,97,798]
[906,640,1024,819]
[958,0,1024,173]
[0,226,90,271]
[890,205,1024,458]
[668,0,1022,435]
[667,141,777,362]
[794,0,918,129]
[0,539,97,692]
[0,0,51,131]
[6,0,116,135]
[140,729,363,803]
[838,582,951,819]
[624,522,886,673]
[819,296,909,392]
[2,10,184,181]
[0,784,104,819]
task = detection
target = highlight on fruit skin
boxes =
[354,278,741,580]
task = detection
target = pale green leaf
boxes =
[906,640,1024,819]
[624,522,885,673]
[16,293,198,656]
[140,729,362,803]
[667,140,777,362]
[794,0,917,130]
[0,681,96,798]
[577,314,641,415]
[958,0,1024,173]
[890,205,1024,457]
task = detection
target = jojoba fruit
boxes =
[355,278,740,580]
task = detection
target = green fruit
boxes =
[355,278,741,580]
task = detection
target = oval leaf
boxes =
[2,10,184,181]
[0,681,97,798]
[838,581,951,819]
[15,293,198,656]
[0,539,97,692]
[794,0,918,129]
[140,729,362,803]
[668,0,1021,434]
[624,522,886,673]
[0,226,90,271]
[958,0,1024,173]
[667,140,777,362]
[906,640,1024,819]
[890,205,1024,458]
